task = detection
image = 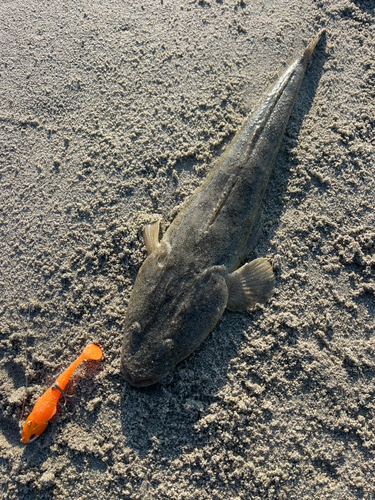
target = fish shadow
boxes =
[261,32,328,233]
[120,311,249,459]
[119,36,328,459]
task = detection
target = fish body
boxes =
[121,31,325,387]
[21,343,102,443]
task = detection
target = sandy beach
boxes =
[1,0,374,498]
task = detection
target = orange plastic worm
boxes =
[21,343,103,443]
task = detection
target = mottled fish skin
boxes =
[121,30,325,387]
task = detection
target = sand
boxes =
[0,0,374,498]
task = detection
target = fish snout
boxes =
[121,360,159,387]
[21,419,48,444]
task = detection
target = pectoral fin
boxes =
[226,258,275,311]
[142,220,160,256]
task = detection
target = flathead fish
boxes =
[122,30,325,387]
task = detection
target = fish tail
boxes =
[303,29,326,64]
[55,344,102,390]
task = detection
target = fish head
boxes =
[121,244,228,387]
[21,417,48,444]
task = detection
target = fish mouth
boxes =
[121,363,160,388]
[21,433,39,444]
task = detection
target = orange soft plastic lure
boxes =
[21,343,103,444]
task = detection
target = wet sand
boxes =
[1,0,374,498]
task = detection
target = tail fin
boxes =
[303,29,326,64]
[83,343,103,360]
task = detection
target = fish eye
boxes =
[162,338,174,350]
[155,338,175,360]
[130,322,142,335]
